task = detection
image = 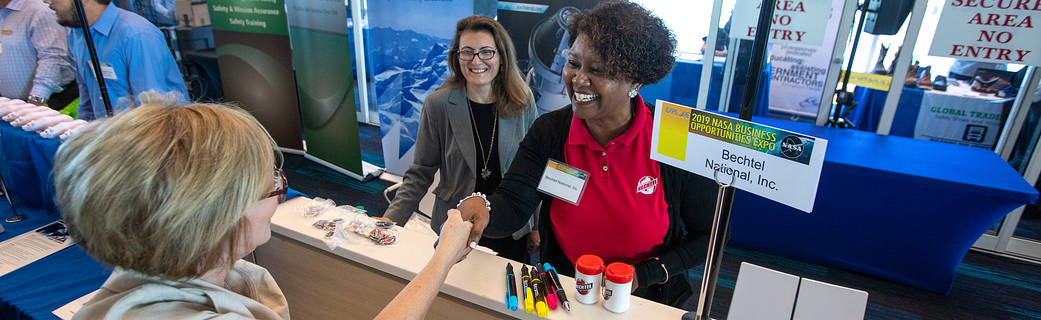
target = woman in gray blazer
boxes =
[382,16,538,262]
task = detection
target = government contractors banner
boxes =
[651,100,828,213]
[767,0,847,116]
[366,0,477,175]
[286,0,363,178]
[207,0,303,149]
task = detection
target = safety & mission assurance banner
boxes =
[650,100,828,213]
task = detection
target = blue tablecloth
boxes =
[848,86,922,136]
[728,117,1038,294]
[0,121,62,213]
[0,120,307,319]
[640,59,770,117]
[0,207,110,320]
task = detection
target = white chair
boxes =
[727,262,801,320]
[791,278,868,320]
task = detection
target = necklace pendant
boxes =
[481,168,492,179]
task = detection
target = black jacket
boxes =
[486,102,717,299]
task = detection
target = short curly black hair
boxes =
[567,0,676,85]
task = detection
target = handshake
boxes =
[433,195,492,262]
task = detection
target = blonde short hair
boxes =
[54,92,279,280]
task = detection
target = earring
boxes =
[628,88,638,98]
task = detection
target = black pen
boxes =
[543,263,572,311]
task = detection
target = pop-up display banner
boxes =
[650,100,828,213]
[366,0,476,175]
[286,0,364,178]
[929,0,1041,65]
[207,0,303,149]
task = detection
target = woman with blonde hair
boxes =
[55,93,474,319]
[383,15,539,262]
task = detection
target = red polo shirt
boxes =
[550,95,669,266]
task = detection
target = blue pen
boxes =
[506,263,518,311]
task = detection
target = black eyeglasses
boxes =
[457,48,497,61]
[265,167,288,203]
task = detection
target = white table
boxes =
[254,197,688,319]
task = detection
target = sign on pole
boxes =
[731,0,833,45]
[651,100,828,213]
[929,0,1041,65]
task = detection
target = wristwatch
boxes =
[27,95,47,105]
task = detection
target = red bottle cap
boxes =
[575,254,605,275]
[605,262,634,284]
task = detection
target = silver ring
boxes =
[713,166,735,187]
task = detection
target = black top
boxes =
[468,100,501,194]
[483,102,717,302]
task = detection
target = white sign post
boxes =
[732,0,833,46]
[650,100,828,213]
[929,0,1041,65]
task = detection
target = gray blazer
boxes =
[383,86,538,236]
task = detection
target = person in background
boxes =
[382,15,540,262]
[458,0,717,307]
[0,0,75,107]
[54,93,475,319]
[43,0,187,120]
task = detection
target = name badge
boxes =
[87,61,119,80]
[537,159,589,205]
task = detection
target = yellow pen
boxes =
[529,266,549,317]
[522,265,535,313]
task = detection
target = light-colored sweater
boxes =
[74,260,290,320]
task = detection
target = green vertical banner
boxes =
[285,0,363,177]
[208,0,303,149]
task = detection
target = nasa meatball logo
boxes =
[576,279,592,295]
[780,135,805,158]
[636,176,657,195]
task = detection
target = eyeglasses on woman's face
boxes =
[264,167,288,203]
[457,48,497,61]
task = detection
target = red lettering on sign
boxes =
[757,0,807,12]
[968,13,1034,28]
[773,14,792,26]
[952,0,1041,10]
[977,30,1016,43]
[950,44,1032,62]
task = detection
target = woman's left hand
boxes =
[526,230,540,254]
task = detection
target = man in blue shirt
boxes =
[0,0,75,105]
[44,0,188,120]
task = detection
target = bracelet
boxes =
[650,257,669,285]
[457,192,491,212]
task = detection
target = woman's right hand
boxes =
[435,209,474,263]
[456,197,490,248]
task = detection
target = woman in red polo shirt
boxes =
[459,0,717,307]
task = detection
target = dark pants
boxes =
[47,82,79,111]
[478,235,528,263]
